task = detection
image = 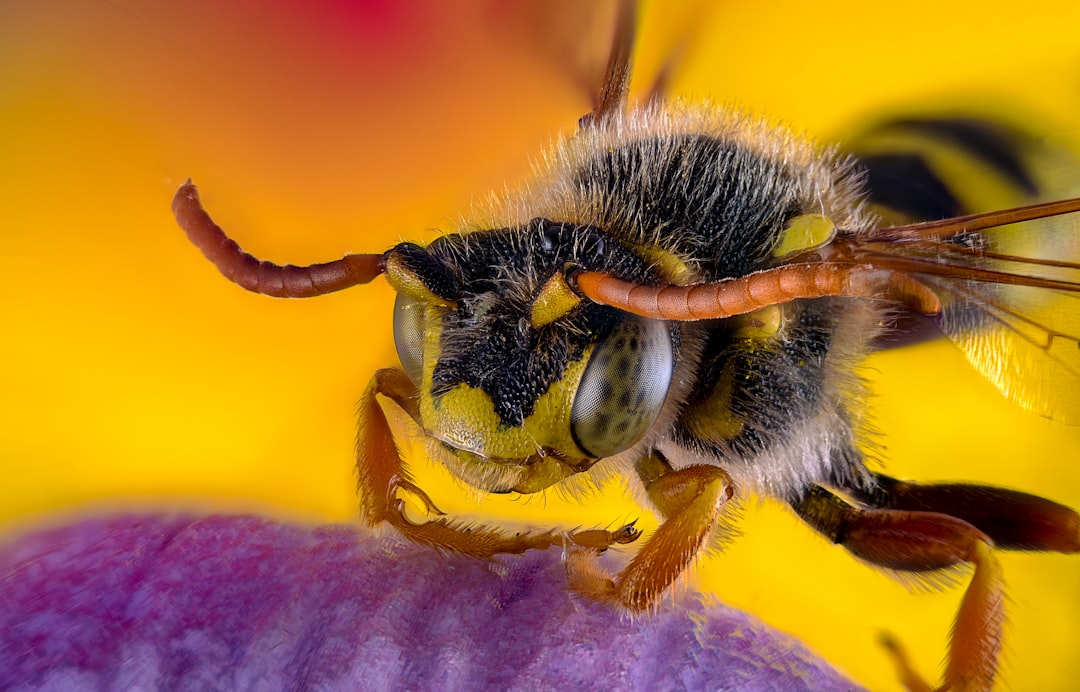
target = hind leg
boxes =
[793,484,1005,691]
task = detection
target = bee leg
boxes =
[566,452,733,610]
[567,522,643,550]
[879,631,936,692]
[356,368,566,558]
[793,484,1004,692]
[851,472,1080,553]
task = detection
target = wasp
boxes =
[172,3,1079,690]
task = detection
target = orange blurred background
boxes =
[2,1,1079,689]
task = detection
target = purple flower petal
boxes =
[0,515,862,690]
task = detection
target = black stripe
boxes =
[884,117,1039,196]
[858,152,962,220]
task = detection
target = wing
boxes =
[573,193,1080,424]
[854,202,1080,424]
[844,114,1080,423]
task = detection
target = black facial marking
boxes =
[425,221,655,427]
[419,131,810,428]
[392,242,463,301]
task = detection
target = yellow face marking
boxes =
[439,444,584,494]
[384,251,456,307]
[773,213,836,258]
[530,271,582,329]
[417,343,593,462]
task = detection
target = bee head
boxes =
[387,219,678,492]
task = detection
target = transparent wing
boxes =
[858,211,1080,424]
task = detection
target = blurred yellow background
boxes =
[2,1,1078,690]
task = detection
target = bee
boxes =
[172,3,1079,690]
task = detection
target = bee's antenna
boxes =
[172,181,385,298]
[572,263,942,320]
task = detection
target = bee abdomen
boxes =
[849,116,1043,222]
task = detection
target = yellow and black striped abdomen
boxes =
[848,114,1064,223]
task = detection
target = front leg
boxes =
[356,368,640,558]
[566,451,734,610]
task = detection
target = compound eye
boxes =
[393,293,426,386]
[571,316,674,458]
